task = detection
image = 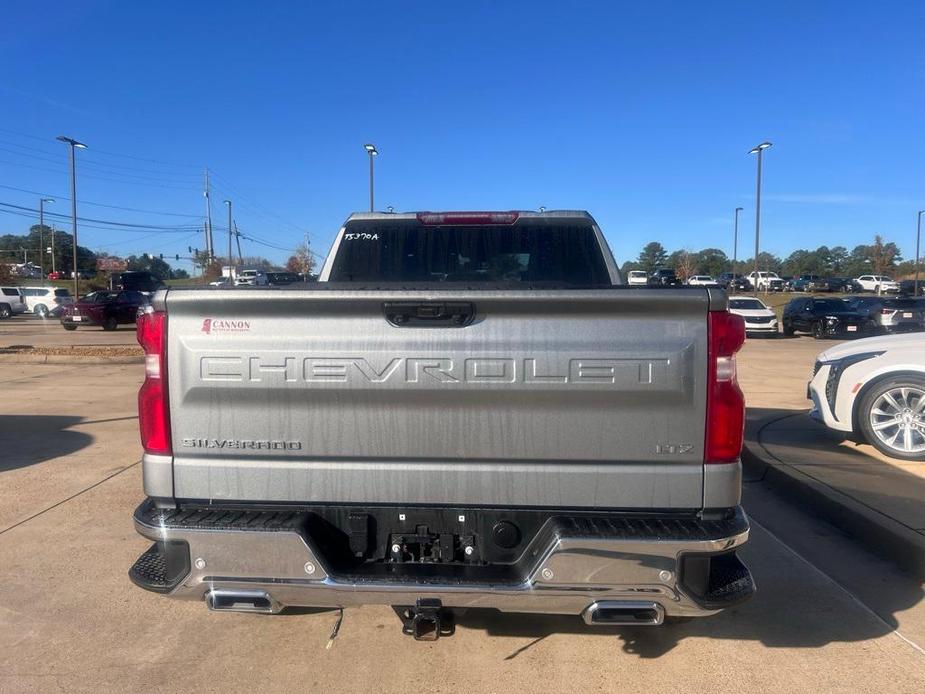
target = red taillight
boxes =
[137,309,171,455]
[416,211,519,225]
[705,311,746,463]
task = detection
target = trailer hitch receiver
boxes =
[393,599,455,641]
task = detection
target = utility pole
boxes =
[38,197,53,282]
[916,210,924,297]
[224,199,233,275]
[204,168,214,263]
[51,224,56,275]
[234,221,243,265]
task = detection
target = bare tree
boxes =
[674,250,698,282]
[869,234,898,275]
[289,235,316,275]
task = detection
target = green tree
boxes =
[126,253,173,279]
[637,241,668,273]
[696,248,728,277]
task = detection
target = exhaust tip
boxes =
[206,589,278,613]
[582,601,665,626]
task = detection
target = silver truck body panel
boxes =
[164,288,711,508]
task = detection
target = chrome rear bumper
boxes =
[131,500,753,620]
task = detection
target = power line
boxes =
[0,201,202,232]
[0,127,200,170]
[0,157,199,191]
[0,183,203,217]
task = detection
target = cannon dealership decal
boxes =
[201,318,251,335]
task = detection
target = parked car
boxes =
[110,271,166,294]
[717,272,750,292]
[687,275,717,286]
[728,296,778,336]
[209,277,233,287]
[0,286,27,318]
[854,275,899,293]
[790,274,830,292]
[60,290,150,331]
[745,271,784,292]
[20,286,74,317]
[781,296,875,339]
[265,271,303,286]
[808,333,925,460]
[647,268,681,286]
[234,269,269,286]
[843,296,925,333]
[626,269,649,286]
[46,271,64,280]
[898,279,924,297]
[129,209,754,634]
[827,277,857,293]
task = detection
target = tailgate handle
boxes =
[383,302,475,328]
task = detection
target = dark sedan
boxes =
[60,290,150,331]
[781,296,876,339]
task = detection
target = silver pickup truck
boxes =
[130,210,753,639]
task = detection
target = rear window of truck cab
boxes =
[329,218,611,285]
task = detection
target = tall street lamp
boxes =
[38,197,54,282]
[733,206,743,273]
[364,143,377,212]
[916,210,924,297]
[748,141,772,296]
[57,135,87,298]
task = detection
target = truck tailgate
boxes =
[165,288,710,508]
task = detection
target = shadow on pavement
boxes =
[0,415,94,471]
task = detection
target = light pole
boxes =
[38,197,54,282]
[57,135,87,298]
[364,143,377,212]
[916,210,924,297]
[224,200,233,278]
[51,224,56,275]
[733,206,743,274]
[748,141,772,296]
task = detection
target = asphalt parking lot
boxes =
[1,337,924,692]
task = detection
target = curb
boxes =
[742,437,925,579]
[0,354,143,365]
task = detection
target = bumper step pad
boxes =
[128,541,190,594]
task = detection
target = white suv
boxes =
[854,275,899,293]
[234,269,268,286]
[687,275,717,286]
[808,333,925,460]
[0,286,27,318]
[21,286,74,317]
[626,270,648,286]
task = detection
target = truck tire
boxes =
[63,323,77,331]
[102,316,118,331]
[857,375,925,461]
[0,304,11,319]
[811,321,825,339]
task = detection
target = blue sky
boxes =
[1,1,924,270]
